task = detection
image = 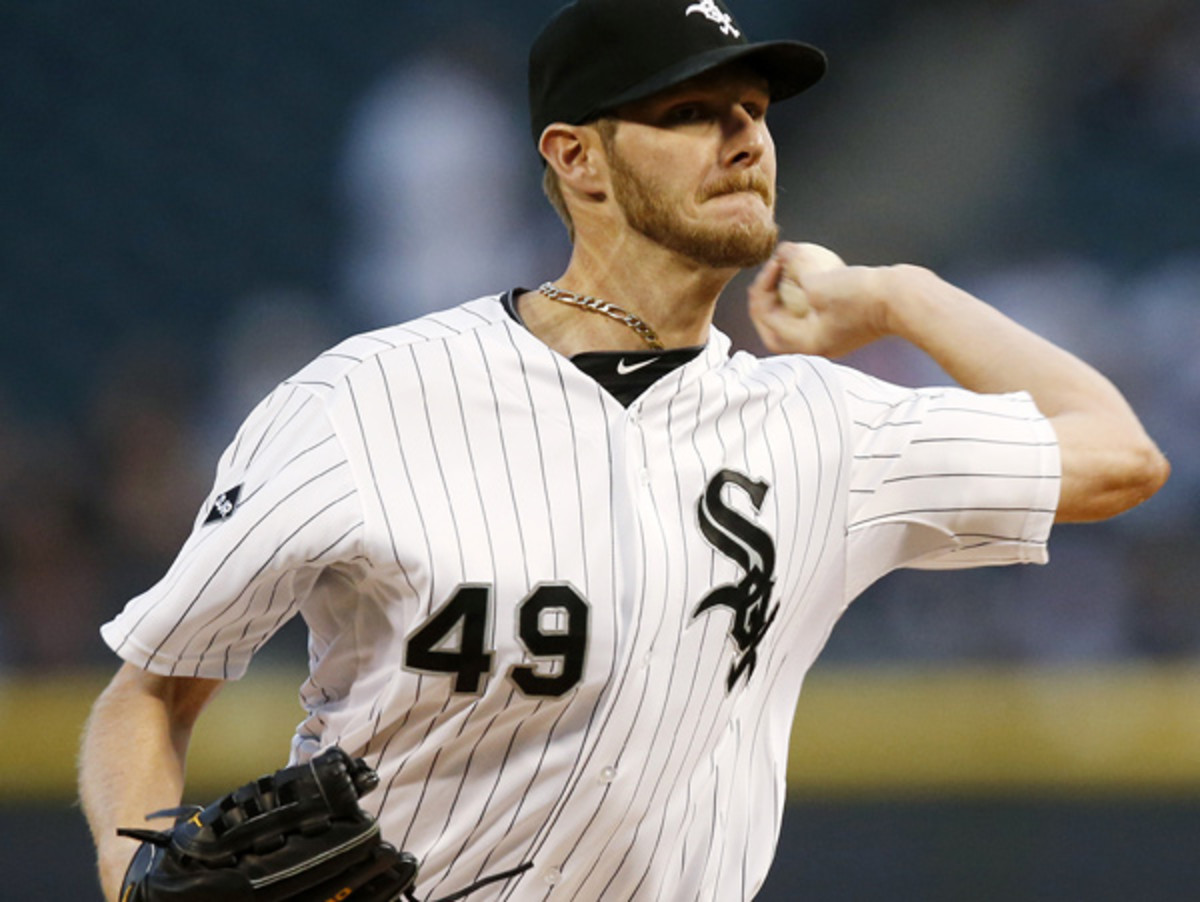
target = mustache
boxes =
[702,172,774,205]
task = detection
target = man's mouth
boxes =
[703,177,773,207]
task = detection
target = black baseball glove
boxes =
[116,747,418,902]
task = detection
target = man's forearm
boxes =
[884,264,1169,521]
[78,664,221,901]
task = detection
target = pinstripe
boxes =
[414,339,511,876]
[754,367,813,609]
[745,367,822,679]
[765,358,843,636]
[181,487,357,676]
[360,333,399,350]
[911,435,1058,447]
[928,404,1046,421]
[622,373,709,896]
[479,327,619,891]
[466,696,576,893]
[110,445,348,665]
[488,325,534,587]
[581,418,696,896]
[371,339,485,829]
[882,471,1059,484]
[345,363,421,758]
[427,327,598,894]
[466,333,566,886]
[238,384,309,470]
[550,351,592,591]
[413,344,468,577]
[477,331,567,872]
[510,395,669,894]
[508,324,560,572]
[468,358,601,879]
[370,352,427,590]
[362,345,447,816]
[493,379,626,900]
[624,364,790,894]
[449,700,537,891]
[853,416,923,430]
[102,296,1061,901]
[671,371,728,891]
[851,504,1057,529]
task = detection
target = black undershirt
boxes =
[502,288,704,407]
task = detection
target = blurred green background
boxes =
[1,0,1198,898]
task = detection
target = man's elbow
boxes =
[1058,437,1170,523]
[1132,441,1171,503]
[1129,439,1171,507]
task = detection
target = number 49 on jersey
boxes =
[404,584,589,698]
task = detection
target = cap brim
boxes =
[590,40,826,119]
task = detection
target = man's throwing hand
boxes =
[748,242,891,358]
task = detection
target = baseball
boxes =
[778,243,845,316]
[777,275,811,316]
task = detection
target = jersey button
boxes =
[543,867,563,886]
[599,765,618,784]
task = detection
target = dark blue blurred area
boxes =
[0,0,1197,673]
[1,2,516,420]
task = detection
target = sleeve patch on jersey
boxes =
[204,484,243,524]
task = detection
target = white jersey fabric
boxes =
[103,294,1060,901]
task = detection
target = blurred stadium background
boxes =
[1,0,1198,898]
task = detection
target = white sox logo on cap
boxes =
[685,0,740,38]
[527,0,826,145]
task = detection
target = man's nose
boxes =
[722,107,767,168]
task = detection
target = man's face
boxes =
[600,66,779,269]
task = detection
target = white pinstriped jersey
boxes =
[103,293,1060,901]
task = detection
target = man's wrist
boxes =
[878,263,956,344]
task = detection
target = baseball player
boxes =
[79,1,1169,900]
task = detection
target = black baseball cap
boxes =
[528,0,827,145]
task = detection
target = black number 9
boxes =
[510,584,589,698]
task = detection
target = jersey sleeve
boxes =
[100,382,364,680]
[838,367,1061,601]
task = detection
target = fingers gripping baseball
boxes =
[775,242,844,316]
[748,242,889,358]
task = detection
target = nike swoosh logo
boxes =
[616,357,661,376]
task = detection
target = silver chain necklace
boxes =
[537,282,665,350]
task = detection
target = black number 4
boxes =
[404,583,589,697]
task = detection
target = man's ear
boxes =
[539,123,609,199]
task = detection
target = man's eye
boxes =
[666,104,705,124]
